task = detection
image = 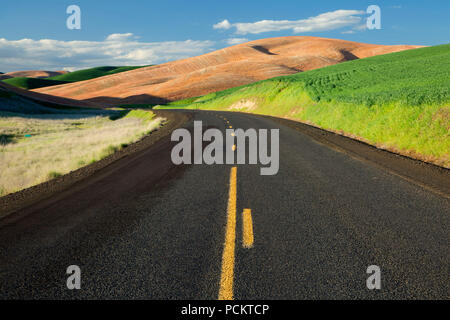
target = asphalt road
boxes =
[0,110,448,299]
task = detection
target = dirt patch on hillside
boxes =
[432,106,450,130]
[228,99,258,111]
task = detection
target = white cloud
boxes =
[353,23,367,31]
[0,33,215,72]
[213,19,232,30]
[226,38,249,45]
[105,33,137,41]
[341,19,368,35]
[213,10,365,35]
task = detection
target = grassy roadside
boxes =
[157,44,450,167]
[0,109,164,196]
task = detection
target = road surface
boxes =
[0,110,448,299]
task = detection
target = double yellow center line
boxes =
[218,167,254,300]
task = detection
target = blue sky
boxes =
[0,0,448,72]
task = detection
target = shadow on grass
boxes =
[0,134,16,146]
[84,94,170,106]
[0,91,170,120]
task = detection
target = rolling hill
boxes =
[2,77,70,90]
[47,66,148,82]
[160,44,449,167]
[33,36,421,106]
[0,70,68,80]
[2,66,148,90]
[0,81,97,109]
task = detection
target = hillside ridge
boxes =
[33,36,421,106]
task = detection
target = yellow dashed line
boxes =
[242,209,254,248]
[218,167,237,300]
[232,144,236,151]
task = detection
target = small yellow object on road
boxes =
[242,209,254,248]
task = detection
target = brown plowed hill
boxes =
[34,37,421,107]
[2,70,68,79]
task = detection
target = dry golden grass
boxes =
[0,111,163,196]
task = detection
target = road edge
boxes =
[0,110,191,219]
[257,113,449,198]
